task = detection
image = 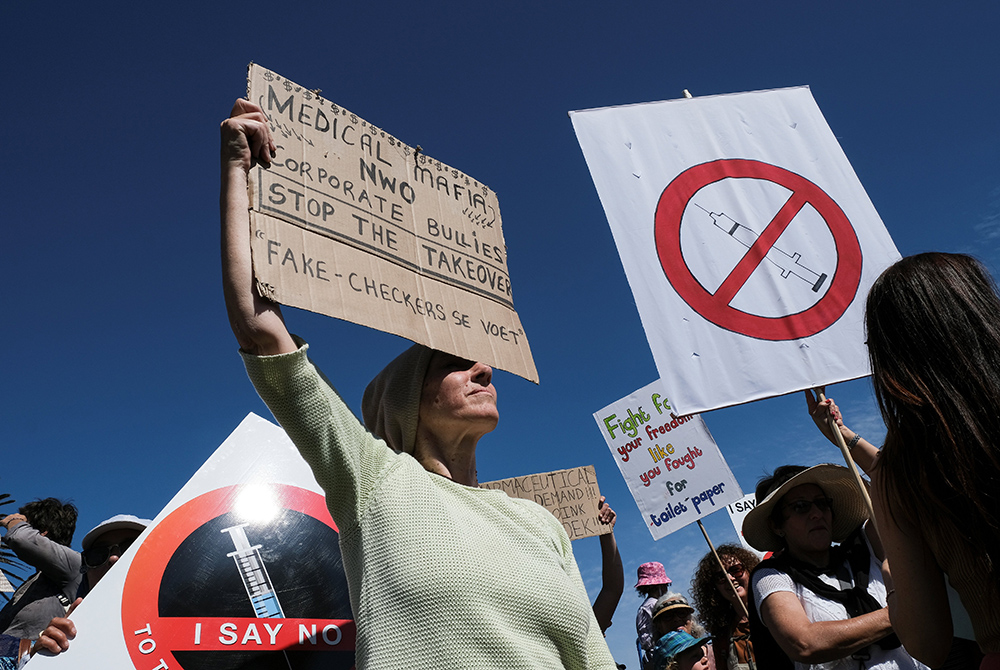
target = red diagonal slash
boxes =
[713,191,807,305]
[654,159,862,341]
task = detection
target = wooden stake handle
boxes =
[815,388,878,534]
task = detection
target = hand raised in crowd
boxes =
[804,388,879,473]
[0,514,26,531]
[804,387,846,443]
[32,598,82,657]
[220,99,276,174]
[597,496,616,529]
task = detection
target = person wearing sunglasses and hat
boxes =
[742,464,927,670]
[30,514,150,658]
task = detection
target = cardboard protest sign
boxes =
[571,87,901,414]
[32,414,355,669]
[480,466,608,540]
[246,64,537,382]
[593,380,742,540]
[726,493,766,559]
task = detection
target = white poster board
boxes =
[593,380,742,540]
[725,493,766,560]
[571,87,900,414]
[33,414,355,669]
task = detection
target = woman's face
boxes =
[418,352,499,437]
[677,643,710,670]
[713,554,749,609]
[774,483,833,557]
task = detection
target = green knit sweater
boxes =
[243,341,617,669]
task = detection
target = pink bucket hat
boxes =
[634,561,672,588]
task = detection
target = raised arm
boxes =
[220,99,297,356]
[591,496,624,633]
[804,389,881,474]
[3,523,81,584]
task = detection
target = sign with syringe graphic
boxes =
[572,87,901,414]
[30,415,357,670]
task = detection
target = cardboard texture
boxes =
[479,465,609,541]
[247,64,537,382]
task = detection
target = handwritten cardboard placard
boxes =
[246,64,537,382]
[593,379,742,540]
[480,465,608,541]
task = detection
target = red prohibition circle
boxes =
[654,159,862,340]
[121,485,354,668]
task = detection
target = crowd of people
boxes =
[2,100,998,670]
[629,251,1000,670]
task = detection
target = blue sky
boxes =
[3,1,999,664]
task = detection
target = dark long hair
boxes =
[866,252,1000,579]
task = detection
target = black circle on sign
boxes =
[159,509,353,670]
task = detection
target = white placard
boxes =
[571,87,900,415]
[593,380,742,540]
[725,493,766,560]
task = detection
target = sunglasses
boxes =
[82,538,136,569]
[783,497,834,516]
[713,563,746,583]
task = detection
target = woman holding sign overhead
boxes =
[808,252,1000,670]
[219,99,616,670]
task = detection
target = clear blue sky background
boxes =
[3,1,999,665]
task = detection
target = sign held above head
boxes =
[247,64,537,383]
[571,87,900,414]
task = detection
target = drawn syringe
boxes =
[221,524,285,619]
[694,203,828,292]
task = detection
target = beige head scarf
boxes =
[361,343,436,454]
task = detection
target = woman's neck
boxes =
[787,545,831,568]
[413,432,480,486]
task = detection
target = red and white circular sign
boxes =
[654,159,862,340]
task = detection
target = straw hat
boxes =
[741,464,868,552]
[652,593,694,621]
